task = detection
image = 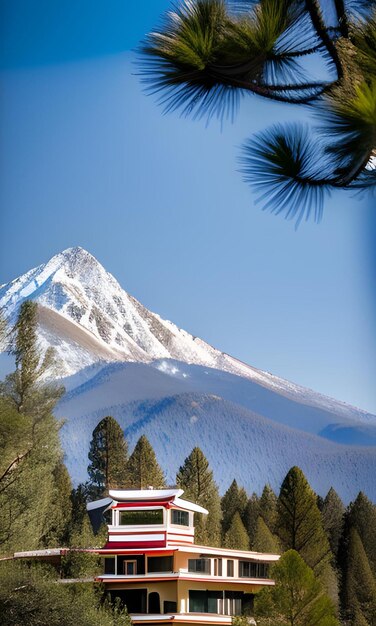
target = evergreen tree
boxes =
[70,483,90,535]
[277,466,332,575]
[126,435,165,490]
[87,416,128,498]
[221,479,247,535]
[43,461,73,547]
[322,487,345,558]
[254,550,339,626]
[252,516,280,554]
[2,300,63,415]
[347,492,376,575]
[339,526,376,626]
[259,484,278,532]
[243,493,260,546]
[224,512,249,550]
[176,447,221,546]
[0,302,65,554]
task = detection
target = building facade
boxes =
[89,489,279,626]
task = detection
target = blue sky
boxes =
[1,1,375,413]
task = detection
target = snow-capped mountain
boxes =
[1,247,376,501]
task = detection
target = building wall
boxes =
[107,580,178,608]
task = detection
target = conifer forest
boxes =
[0,302,375,625]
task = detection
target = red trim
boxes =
[98,574,271,585]
[103,541,166,550]
[113,501,172,509]
[167,532,194,539]
[97,548,176,557]
[109,531,167,536]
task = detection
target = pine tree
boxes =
[322,487,345,558]
[176,447,221,547]
[43,461,73,547]
[277,467,332,575]
[254,550,339,626]
[252,516,280,554]
[2,300,63,415]
[224,512,249,550]
[87,416,129,498]
[243,493,260,545]
[259,484,278,532]
[0,301,65,554]
[339,526,376,625]
[221,479,248,535]
[126,435,166,490]
[347,492,376,575]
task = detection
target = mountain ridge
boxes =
[1,246,376,501]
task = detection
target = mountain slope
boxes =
[58,388,376,502]
[1,246,376,501]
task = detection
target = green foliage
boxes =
[87,416,129,499]
[346,492,376,574]
[176,447,221,546]
[254,550,339,626]
[252,516,280,553]
[221,479,248,535]
[258,484,277,532]
[0,302,65,554]
[224,511,249,550]
[0,560,132,626]
[2,300,64,416]
[277,466,332,575]
[43,461,73,547]
[243,492,260,545]
[140,0,376,221]
[126,434,166,490]
[322,487,345,557]
[338,513,376,625]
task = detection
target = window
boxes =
[164,601,177,613]
[189,591,222,613]
[123,560,137,575]
[147,556,173,573]
[214,558,222,576]
[119,509,163,526]
[104,557,115,574]
[171,509,189,526]
[188,591,243,615]
[188,558,211,574]
[227,560,234,577]
[239,561,269,579]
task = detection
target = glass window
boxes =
[119,509,163,526]
[171,509,189,526]
[104,557,115,574]
[239,561,269,578]
[148,556,173,573]
[227,560,234,577]
[164,601,177,613]
[188,558,211,574]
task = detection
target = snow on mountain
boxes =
[1,246,376,501]
[58,386,376,502]
[0,247,373,424]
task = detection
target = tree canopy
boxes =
[176,447,221,546]
[87,416,129,498]
[254,549,339,626]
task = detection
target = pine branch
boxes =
[0,450,31,489]
[305,0,343,79]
